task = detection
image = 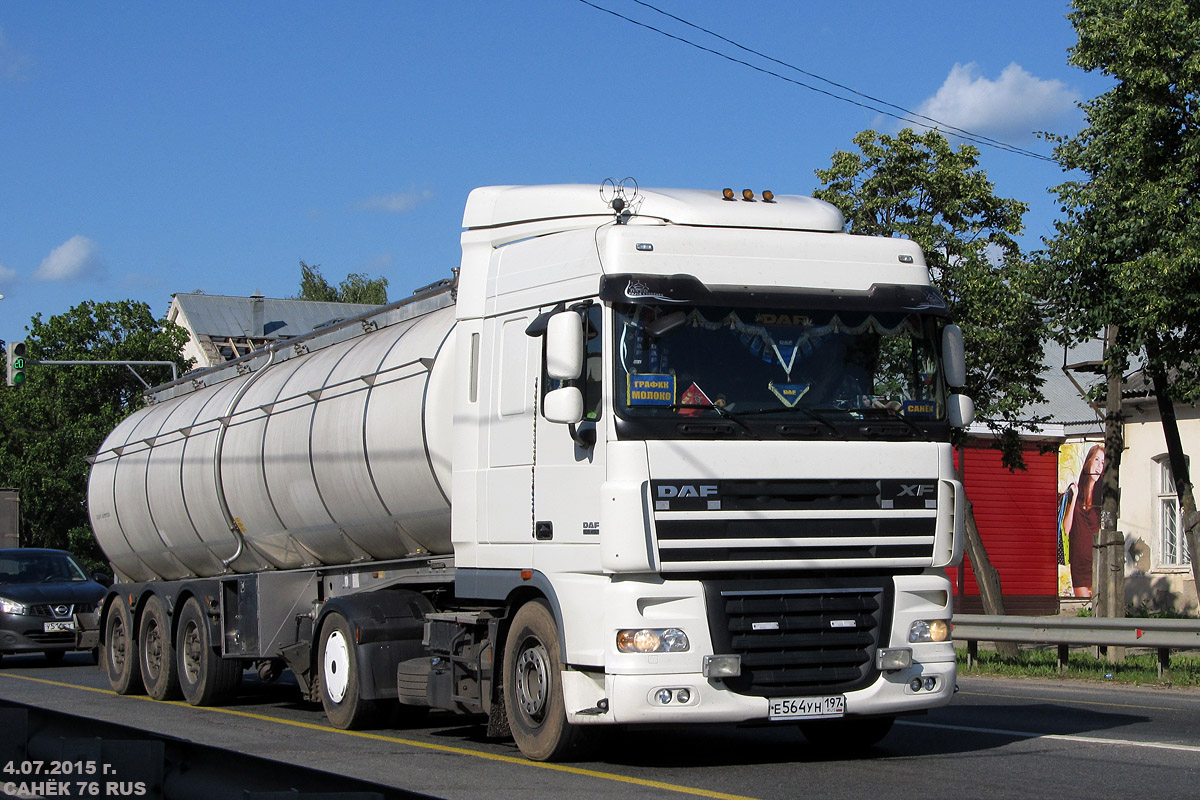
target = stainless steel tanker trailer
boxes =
[83,184,972,761]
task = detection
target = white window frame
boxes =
[1155,454,1192,567]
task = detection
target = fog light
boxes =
[910,678,922,692]
[924,677,937,691]
[909,619,951,643]
[702,654,741,678]
[877,648,913,670]
[656,688,673,704]
[676,688,691,704]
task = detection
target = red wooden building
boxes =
[951,442,1061,615]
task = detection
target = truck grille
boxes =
[703,576,889,697]
[653,479,937,571]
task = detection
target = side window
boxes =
[1155,455,1192,566]
[541,304,603,421]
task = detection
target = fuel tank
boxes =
[87,304,456,582]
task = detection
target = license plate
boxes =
[768,695,845,720]
[43,621,75,633]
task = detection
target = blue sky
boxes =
[0,1,1111,338]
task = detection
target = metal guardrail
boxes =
[951,614,1200,676]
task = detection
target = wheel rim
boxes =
[144,619,164,680]
[182,620,202,684]
[323,629,350,704]
[110,615,129,673]
[514,639,551,721]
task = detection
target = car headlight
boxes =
[908,619,950,643]
[616,627,690,653]
[0,597,28,615]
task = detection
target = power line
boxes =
[576,0,1057,163]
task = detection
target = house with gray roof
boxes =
[166,292,382,369]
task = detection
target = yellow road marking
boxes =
[0,672,759,800]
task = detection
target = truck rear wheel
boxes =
[138,595,180,700]
[318,612,383,729]
[103,594,144,695]
[176,596,241,706]
[502,600,585,761]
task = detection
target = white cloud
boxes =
[0,263,16,286]
[914,62,1081,142]
[358,189,433,214]
[34,236,104,282]
[0,27,33,82]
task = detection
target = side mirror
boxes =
[942,324,967,388]
[544,386,584,424]
[546,311,584,380]
[947,393,975,428]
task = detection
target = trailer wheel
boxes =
[138,595,181,700]
[502,600,585,761]
[103,594,144,695]
[799,715,895,749]
[318,612,382,729]
[176,596,241,706]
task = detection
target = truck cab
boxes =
[446,184,968,758]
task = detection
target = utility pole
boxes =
[1097,324,1126,661]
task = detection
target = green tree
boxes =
[815,128,1047,627]
[297,260,388,305]
[0,300,190,569]
[1038,0,1200,593]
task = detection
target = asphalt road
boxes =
[0,651,1197,800]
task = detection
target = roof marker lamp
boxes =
[722,188,736,201]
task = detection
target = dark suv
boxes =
[0,548,106,663]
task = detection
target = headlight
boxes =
[909,619,951,643]
[616,627,690,653]
[0,597,28,615]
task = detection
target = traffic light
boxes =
[6,341,27,387]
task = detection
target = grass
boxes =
[956,645,1200,688]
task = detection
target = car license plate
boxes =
[43,621,75,633]
[768,695,845,720]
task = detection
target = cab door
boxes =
[531,304,606,570]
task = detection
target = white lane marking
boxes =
[899,720,1200,753]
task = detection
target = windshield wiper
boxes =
[665,404,758,437]
[855,406,932,440]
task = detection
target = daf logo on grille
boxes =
[657,484,718,498]
[53,605,70,618]
[830,619,857,629]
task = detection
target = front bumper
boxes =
[0,613,81,654]
[564,656,956,725]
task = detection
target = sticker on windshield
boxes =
[768,382,811,408]
[679,382,714,415]
[628,374,676,406]
[903,400,939,419]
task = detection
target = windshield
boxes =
[0,552,89,584]
[614,303,946,434]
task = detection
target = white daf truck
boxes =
[85,183,971,761]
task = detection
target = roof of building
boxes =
[169,293,382,340]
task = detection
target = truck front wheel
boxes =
[318,612,382,729]
[175,596,241,706]
[103,594,144,695]
[502,600,585,761]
